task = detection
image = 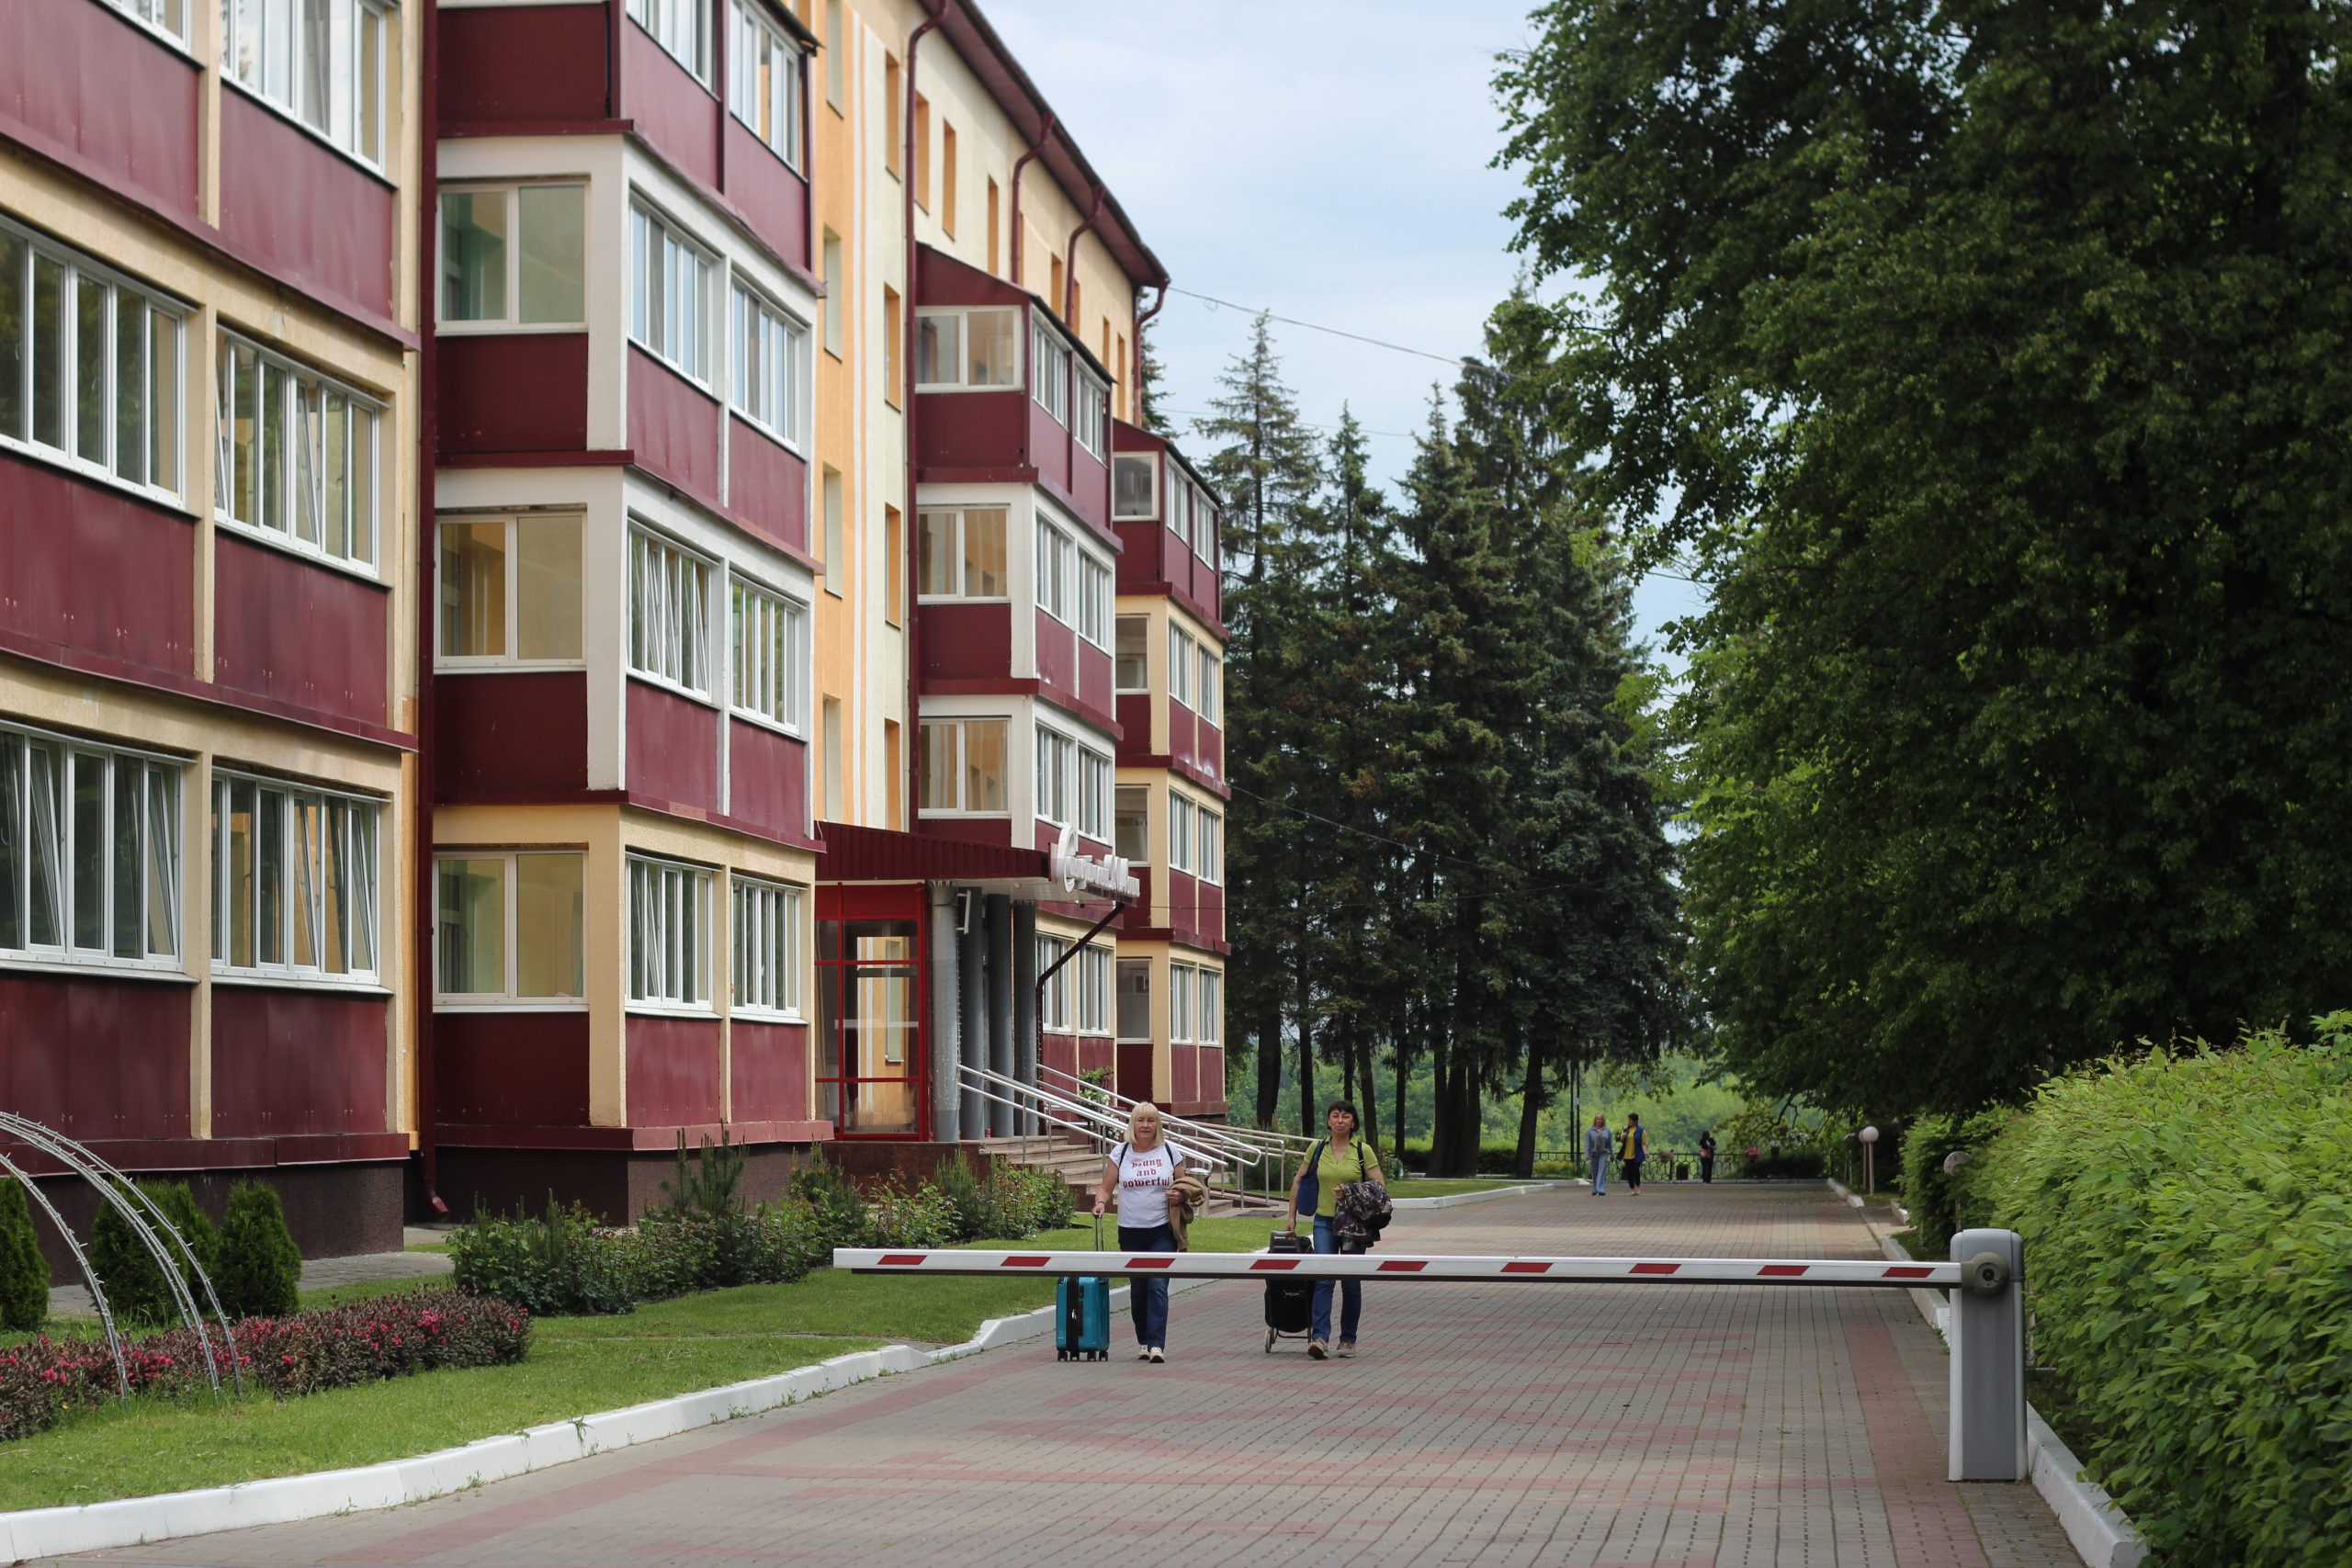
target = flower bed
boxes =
[0,1289,530,1443]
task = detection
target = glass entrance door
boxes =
[817,918,925,1137]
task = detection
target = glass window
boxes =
[1196,645,1222,726]
[1078,944,1112,1035]
[1116,957,1150,1041]
[731,579,810,733]
[628,854,712,1008]
[438,514,583,664]
[628,0,711,82]
[1030,317,1069,424]
[729,0,803,169]
[1036,935,1070,1032]
[212,773,377,982]
[1114,785,1147,863]
[1197,808,1222,885]
[0,222,184,499]
[1076,746,1111,841]
[1199,967,1222,1045]
[214,331,379,570]
[916,507,1007,599]
[630,205,711,382]
[1170,963,1194,1043]
[733,875,804,1016]
[1169,793,1195,874]
[435,856,504,996]
[731,284,810,446]
[1114,616,1148,692]
[918,717,1008,813]
[221,0,391,166]
[911,307,1020,388]
[1075,371,1108,460]
[629,527,713,695]
[1079,554,1113,649]
[100,0,187,41]
[914,311,958,387]
[1035,519,1071,623]
[438,191,506,322]
[0,728,179,967]
[1169,624,1195,709]
[1035,727,1072,828]
[1113,453,1155,519]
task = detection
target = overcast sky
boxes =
[980,0,1706,660]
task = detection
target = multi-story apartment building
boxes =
[3,0,1224,1243]
[2,0,425,1252]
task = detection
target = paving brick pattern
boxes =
[58,1185,2076,1568]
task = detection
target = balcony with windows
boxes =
[1109,604,1224,791]
[916,705,1115,862]
[912,245,1116,539]
[1110,422,1221,629]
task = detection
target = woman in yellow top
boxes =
[1283,1100,1385,1359]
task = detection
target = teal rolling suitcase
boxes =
[1056,1214,1111,1361]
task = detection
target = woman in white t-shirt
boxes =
[1090,1102,1186,1363]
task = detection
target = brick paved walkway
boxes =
[57,1184,2075,1568]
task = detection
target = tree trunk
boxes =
[1513,1032,1544,1179]
[1359,1030,1383,1158]
[1393,1027,1408,1161]
[1450,1063,1486,1177]
[1254,1008,1281,1129]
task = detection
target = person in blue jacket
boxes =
[1622,1112,1648,1194]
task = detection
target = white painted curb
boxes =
[0,1271,1224,1563]
[1390,1183,1550,1211]
[1850,1195,2147,1568]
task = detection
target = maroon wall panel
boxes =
[435,1011,592,1126]
[437,671,588,796]
[627,1014,723,1126]
[1113,521,1157,592]
[726,419,808,553]
[1028,399,1070,495]
[1161,527,1192,592]
[919,602,1011,682]
[1035,609,1075,699]
[620,24,719,190]
[1168,869,1201,945]
[919,816,1013,850]
[442,4,610,125]
[0,452,195,681]
[1039,1032,1078,1082]
[723,120,810,268]
[916,389,1027,471]
[1197,718,1223,782]
[1115,1043,1153,1104]
[0,0,199,222]
[1169,704,1196,773]
[1079,1036,1114,1079]
[210,987,388,1137]
[1119,865,1155,934]
[213,534,390,727]
[628,347,723,510]
[1196,880,1225,943]
[729,718,808,841]
[627,678,720,810]
[729,1019,808,1123]
[1069,447,1110,535]
[1168,1043,1199,1111]
[437,334,589,455]
[1079,643,1114,717]
[1115,694,1151,758]
[0,974,190,1142]
[218,91,395,321]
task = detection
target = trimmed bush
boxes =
[1975,1020,2352,1564]
[788,1154,871,1250]
[213,1183,301,1320]
[867,1178,956,1248]
[0,1179,49,1334]
[448,1198,634,1317]
[88,1180,218,1327]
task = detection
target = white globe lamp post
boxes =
[1859,1125,1881,1197]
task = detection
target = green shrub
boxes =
[0,1179,49,1333]
[212,1182,301,1319]
[89,1180,218,1327]
[867,1179,956,1248]
[788,1153,870,1250]
[659,1130,759,1287]
[1895,1109,2015,1253]
[931,1154,991,1241]
[448,1198,634,1316]
[1976,1020,2352,1564]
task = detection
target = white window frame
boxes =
[1077,943,1111,1036]
[213,328,381,573]
[1075,746,1111,842]
[912,305,1022,391]
[432,850,587,1007]
[1034,725,1074,829]
[435,513,586,670]
[730,577,811,735]
[628,0,712,84]
[1169,624,1196,710]
[1198,967,1222,1046]
[220,0,392,172]
[1035,516,1073,625]
[211,771,381,987]
[1074,368,1108,461]
[1169,790,1194,874]
[0,220,187,507]
[1115,955,1151,1043]
[0,725,183,974]
[1114,615,1149,694]
[728,0,804,170]
[1195,644,1222,726]
[1078,552,1113,650]
[731,874,804,1019]
[1112,451,1157,521]
[1036,935,1071,1032]
[916,505,1010,602]
[919,716,1011,816]
[98,0,189,47]
[1030,315,1070,426]
[629,201,716,385]
[1196,806,1222,886]
[436,183,590,333]
[627,853,714,1010]
[1170,961,1195,1044]
[729,280,811,450]
[629,525,717,701]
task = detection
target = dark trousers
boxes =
[1700,1155,1714,1183]
[1119,1223,1177,1348]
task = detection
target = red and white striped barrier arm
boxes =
[832,1249,1962,1288]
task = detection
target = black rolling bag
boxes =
[1262,1228,1315,1351]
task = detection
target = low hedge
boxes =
[1974,1020,2352,1564]
[1896,1108,2015,1253]
[0,1289,529,1443]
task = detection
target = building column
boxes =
[1012,902,1038,1135]
[958,891,986,1140]
[985,893,1013,1134]
[929,884,961,1145]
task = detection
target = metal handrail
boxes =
[1027,1066,1277,1173]
[957,1065,1240,1185]
[1037,1063,1321,1157]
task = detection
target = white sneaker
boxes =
[1148,1347,1166,1363]
[1136,1348,1152,1361]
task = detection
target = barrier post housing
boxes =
[1947,1227,2027,1482]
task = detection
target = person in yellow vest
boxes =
[1283,1100,1385,1359]
[1621,1112,1648,1194]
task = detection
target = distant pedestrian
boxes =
[1698,1131,1717,1184]
[1583,1114,1614,1196]
[1091,1102,1187,1363]
[1284,1100,1384,1360]
[1622,1113,1648,1194]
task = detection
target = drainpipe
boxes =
[1132,284,1165,426]
[904,0,947,835]
[1061,186,1102,326]
[1008,112,1055,289]
[413,0,446,1215]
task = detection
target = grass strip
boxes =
[1384,1179,1531,1198]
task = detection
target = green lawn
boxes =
[1385,1178,1532,1199]
[0,1213,1281,1512]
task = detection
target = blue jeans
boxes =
[1310,1217,1362,1343]
[1590,1156,1608,1194]
[1119,1224,1176,1348]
